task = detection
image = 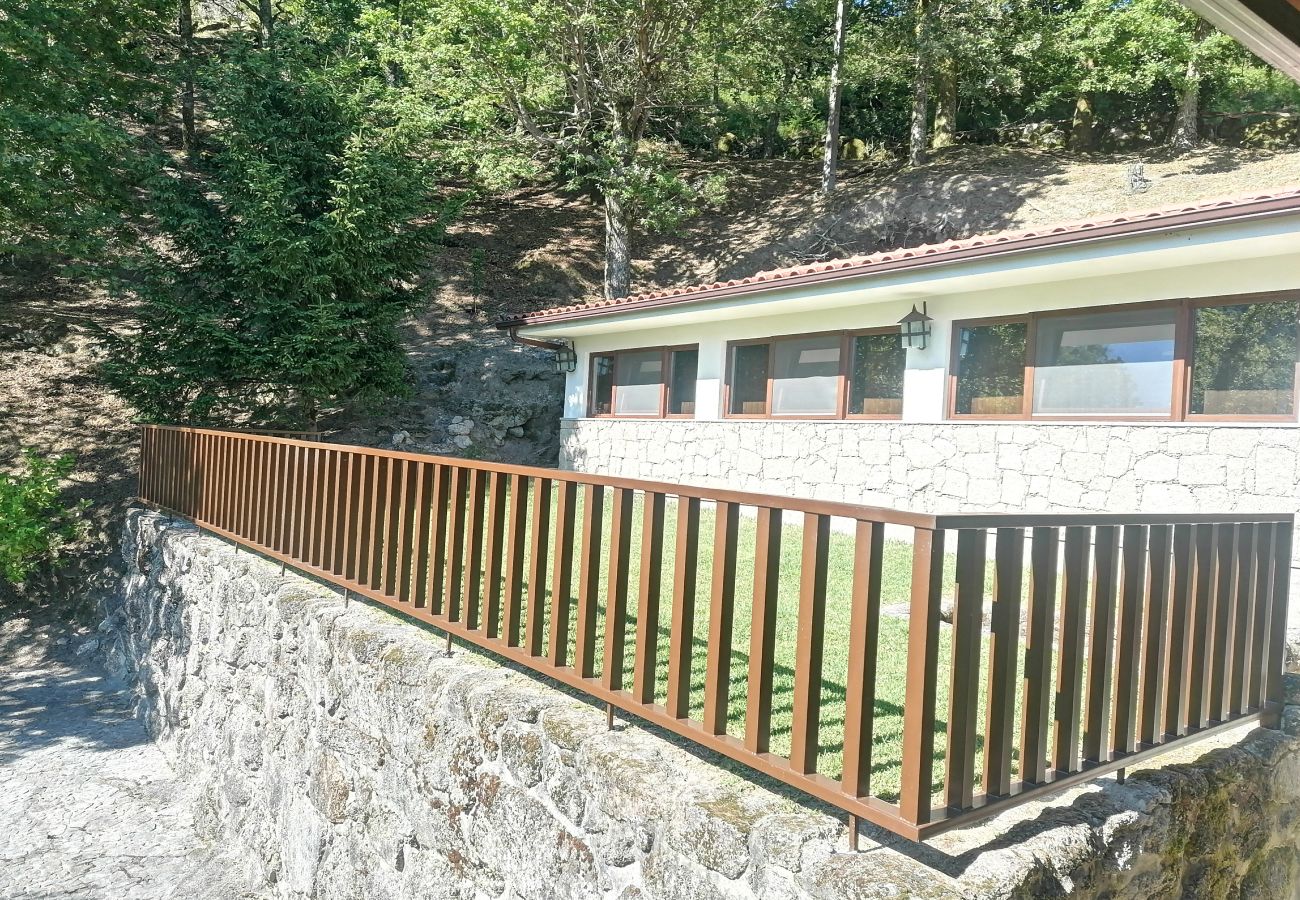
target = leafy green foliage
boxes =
[0,452,87,586]
[102,33,454,428]
[0,0,169,272]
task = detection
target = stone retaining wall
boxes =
[105,508,1300,899]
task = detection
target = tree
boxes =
[102,33,452,427]
[414,0,725,301]
[822,0,850,194]
[908,0,933,166]
[0,0,169,274]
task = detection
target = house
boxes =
[499,188,1300,618]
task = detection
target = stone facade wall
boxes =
[106,509,1300,900]
[560,419,1300,641]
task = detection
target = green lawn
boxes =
[464,486,1027,804]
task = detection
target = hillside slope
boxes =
[433,146,1300,321]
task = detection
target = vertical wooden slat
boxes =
[547,481,579,666]
[426,465,451,612]
[703,501,740,736]
[744,507,783,754]
[482,472,509,637]
[632,492,666,704]
[1019,530,1060,785]
[501,473,529,645]
[525,478,552,656]
[601,487,634,690]
[462,469,488,629]
[322,450,340,572]
[899,527,945,825]
[354,453,376,584]
[409,462,433,605]
[1230,524,1258,716]
[842,519,883,798]
[1139,525,1172,745]
[946,528,986,811]
[396,460,419,603]
[379,454,400,594]
[573,484,605,677]
[1210,525,1239,723]
[665,496,700,719]
[1053,526,1090,775]
[1262,521,1293,726]
[1083,525,1120,764]
[368,456,390,591]
[283,443,299,557]
[790,513,830,776]
[297,445,316,561]
[1111,525,1147,757]
[311,446,329,567]
[343,453,363,583]
[1188,524,1217,730]
[1247,523,1276,709]
[1164,524,1195,738]
[443,467,469,622]
[984,527,1024,798]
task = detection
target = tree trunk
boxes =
[821,0,849,195]
[931,56,956,150]
[258,0,273,45]
[1170,21,1208,151]
[908,0,932,167]
[179,0,196,159]
[1069,57,1097,152]
[1069,92,1096,151]
[603,191,632,301]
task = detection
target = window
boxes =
[1033,307,1177,417]
[849,332,906,417]
[953,321,1027,416]
[949,293,1300,421]
[1190,300,1300,417]
[725,328,904,419]
[587,345,698,418]
[668,347,698,416]
[771,335,842,416]
[591,354,615,416]
[729,343,770,415]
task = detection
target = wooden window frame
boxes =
[587,344,699,419]
[723,327,905,421]
[947,291,1300,423]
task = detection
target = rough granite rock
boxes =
[104,509,1300,899]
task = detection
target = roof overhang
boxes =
[1179,0,1300,82]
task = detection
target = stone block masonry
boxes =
[106,509,1300,899]
[561,419,1300,649]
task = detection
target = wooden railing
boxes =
[137,426,1293,842]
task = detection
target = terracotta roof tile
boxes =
[501,186,1300,328]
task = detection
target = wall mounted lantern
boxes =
[553,340,578,374]
[897,302,933,351]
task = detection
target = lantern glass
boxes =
[554,343,577,373]
[897,304,933,351]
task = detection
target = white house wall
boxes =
[550,238,1300,636]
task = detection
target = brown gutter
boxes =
[496,191,1300,330]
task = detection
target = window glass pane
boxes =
[1032,308,1176,417]
[613,350,663,416]
[591,354,615,415]
[849,332,905,416]
[668,348,698,416]
[771,335,841,416]
[955,322,1027,416]
[1190,300,1299,416]
[729,343,770,415]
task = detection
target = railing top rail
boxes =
[143,425,938,528]
[934,511,1296,529]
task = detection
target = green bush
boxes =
[0,451,87,586]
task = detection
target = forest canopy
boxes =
[2,0,1297,427]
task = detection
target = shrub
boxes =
[0,451,87,586]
